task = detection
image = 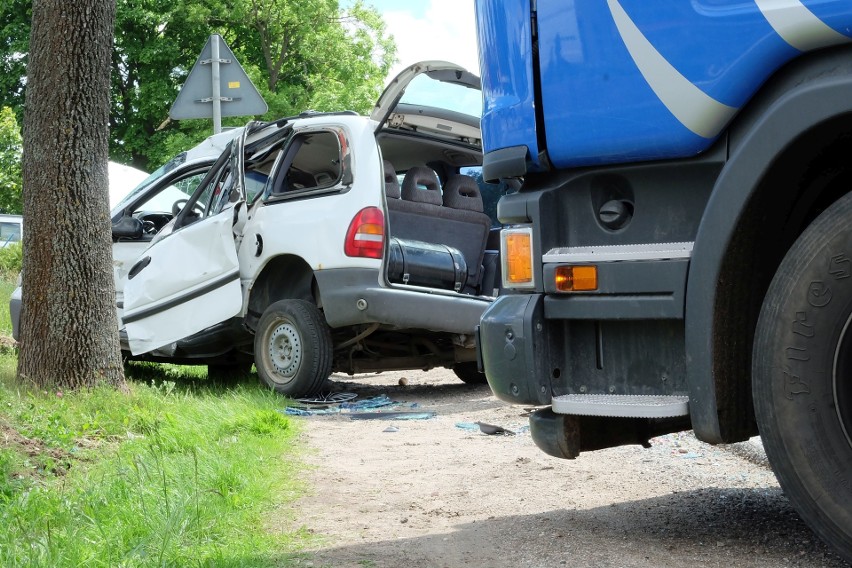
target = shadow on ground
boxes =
[291,486,849,568]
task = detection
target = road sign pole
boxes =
[211,35,222,134]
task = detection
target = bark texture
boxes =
[18,0,125,390]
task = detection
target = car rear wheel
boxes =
[752,191,852,562]
[452,362,487,384]
[254,299,332,398]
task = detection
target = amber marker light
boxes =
[554,265,598,291]
[503,229,534,286]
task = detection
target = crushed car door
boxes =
[121,129,251,355]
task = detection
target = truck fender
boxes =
[686,48,852,444]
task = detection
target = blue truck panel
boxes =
[474,0,542,172]
[477,0,852,170]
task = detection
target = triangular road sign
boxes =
[170,34,268,120]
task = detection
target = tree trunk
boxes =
[18,0,126,390]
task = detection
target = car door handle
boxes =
[128,256,152,280]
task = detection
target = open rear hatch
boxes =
[373,62,494,297]
[371,60,481,146]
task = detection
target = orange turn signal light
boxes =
[554,265,598,291]
[504,231,533,285]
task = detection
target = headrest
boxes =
[401,166,442,205]
[442,174,484,212]
[383,160,400,199]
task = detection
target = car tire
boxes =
[452,362,487,384]
[752,191,852,562]
[254,299,332,398]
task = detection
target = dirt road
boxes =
[282,369,849,568]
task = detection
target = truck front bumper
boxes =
[478,293,551,406]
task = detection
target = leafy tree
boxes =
[0,107,22,214]
[229,0,395,112]
[19,0,125,390]
[1,0,396,171]
[0,0,29,124]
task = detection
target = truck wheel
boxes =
[452,362,487,384]
[753,191,852,562]
[254,299,332,398]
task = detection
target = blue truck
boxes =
[474,0,852,559]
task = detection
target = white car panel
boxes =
[123,210,242,354]
[238,120,385,279]
[108,162,149,208]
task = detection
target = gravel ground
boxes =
[279,368,850,568]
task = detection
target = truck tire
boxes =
[254,299,332,398]
[753,191,852,562]
[452,362,487,384]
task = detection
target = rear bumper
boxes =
[315,268,491,335]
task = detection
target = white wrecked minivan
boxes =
[15,62,502,398]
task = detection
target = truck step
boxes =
[551,394,689,418]
[543,241,693,263]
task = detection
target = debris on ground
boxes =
[282,394,426,418]
[476,421,515,435]
[296,392,358,404]
[349,411,436,421]
[455,421,529,436]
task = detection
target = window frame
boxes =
[263,126,353,204]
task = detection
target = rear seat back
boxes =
[442,174,484,212]
[401,166,443,205]
[439,175,491,289]
[386,166,444,240]
[383,160,401,199]
[387,168,492,293]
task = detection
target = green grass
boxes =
[0,243,22,275]
[0,271,312,566]
[0,369,311,567]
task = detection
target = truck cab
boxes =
[475,0,852,560]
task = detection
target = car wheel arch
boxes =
[246,254,319,332]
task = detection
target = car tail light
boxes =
[501,226,535,289]
[345,207,385,258]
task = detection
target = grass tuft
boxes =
[0,360,310,566]
[0,271,313,565]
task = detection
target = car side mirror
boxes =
[112,215,143,240]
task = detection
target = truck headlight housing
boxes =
[501,226,535,289]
